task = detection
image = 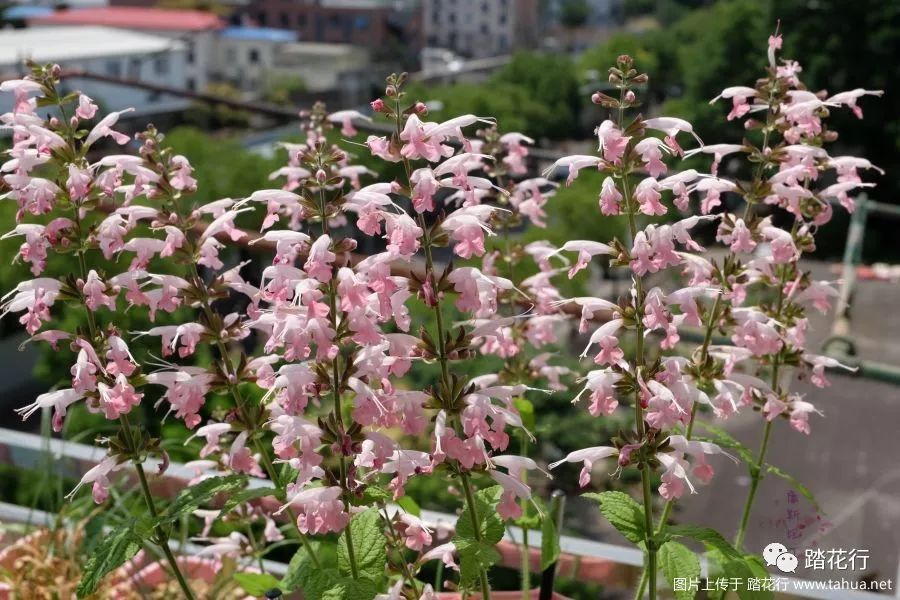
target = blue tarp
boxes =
[219,26,297,43]
[3,5,54,20]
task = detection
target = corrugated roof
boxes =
[29,6,223,32]
[0,26,183,66]
[219,27,298,43]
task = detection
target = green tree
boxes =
[559,0,590,28]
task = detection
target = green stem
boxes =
[133,442,196,600]
[734,421,773,549]
[63,151,197,598]
[734,263,789,549]
[623,157,656,600]
[461,471,492,600]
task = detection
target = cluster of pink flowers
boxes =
[0,30,879,598]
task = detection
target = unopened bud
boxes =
[625,90,636,103]
[49,117,60,128]
[316,169,327,183]
[385,85,397,98]
[70,116,78,128]
[632,73,649,84]
[591,92,602,104]
[370,98,386,112]
[414,101,428,115]
[51,64,61,78]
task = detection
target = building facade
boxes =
[0,25,189,116]
[421,0,539,58]
[238,0,422,59]
[29,7,223,92]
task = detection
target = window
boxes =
[105,60,121,77]
[186,41,195,64]
[248,48,260,63]
[154,56,169,76]
[297,14,307,27]
[128,58,141,79]
[187,78,196,91]
[257,11,267,25]
[280,12,289,27]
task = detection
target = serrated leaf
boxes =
[281,541,326,592]
[321,577,379,600]
[397,495,421,517]
[220,486,279,515]
[233,572,281,596]
[164,474,247,523]
[458,541,501,589]
[658,540,700,600]
[765,464,821,512]
[584,491,645,544]
[338,508,387,581]
[455,485,504,547]
[540,512,561,571]
[76,524,142,597]
[667,524,743,560]
[295,567,342,600]
[359,484,391,505]
[708,549,774,600]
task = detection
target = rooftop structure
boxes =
[0,24,182,65]
[29,6,224,31]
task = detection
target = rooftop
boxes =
[0,26,184,67]
[219,26,298,43]
[29,6,223,32]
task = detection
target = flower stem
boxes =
[128,418,197,600]
[734,264,789,549]
[460,471,492,600]
[64,166,196,598]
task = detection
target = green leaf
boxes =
[764,464,822,512]
[458,541,501,589]
[397,495,422,517]
[658,540,701,600]
[455,485,504,547]
[513,397,535,431]
[454,485,504,590]
[359,484,391,505]
[220,486,279,515]
[695,424,755,465]
[293,567,342,600]
[76,524,142,597]
[321,577,379,600]
[708,549,774,600]
[540,512,561,571]
[338,508,387,582]
[233,572,281,596]
[584,491,645,544]
[281,541,323,592]
[164,474,247,523]
[667,524,743,560]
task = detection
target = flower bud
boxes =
[385,85,397,98]
[625,90,636,103]
[51,64,61,78]
[414,101,428,115]
[316,169,327,183]
[370,98,386,112]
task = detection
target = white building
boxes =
[422,0,540,58]
[28,6,223,93]
[0,26,189,116]
[215,26,298,94]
